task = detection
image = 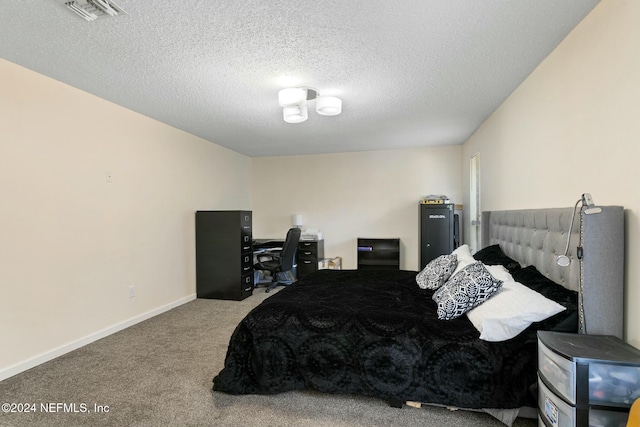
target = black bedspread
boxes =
[212,269,563,408]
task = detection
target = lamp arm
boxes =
[562,199,581,257]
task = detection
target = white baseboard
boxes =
[0,293,197,382]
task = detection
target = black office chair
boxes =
[254,227,301,293]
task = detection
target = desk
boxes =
[253,239,284,251]
[252,238,324,280]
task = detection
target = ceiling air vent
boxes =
[57,0,126,22]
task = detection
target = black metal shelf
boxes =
[357,238,400,270]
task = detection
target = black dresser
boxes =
[297,240,324,278]
[195,210,253,300]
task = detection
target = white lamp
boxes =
[292,214,303,228]
[316,96,342,116]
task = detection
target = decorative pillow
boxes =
[416,254,458,290]
[466,280,566,342]
[432,262,503,320]
[473,244,521,272]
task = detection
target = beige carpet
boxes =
[0,287,537,427]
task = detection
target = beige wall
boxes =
[0,59,252,379]
[462,0,640,346]
[252,146,462,271]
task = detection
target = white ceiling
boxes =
[0,0,599,157]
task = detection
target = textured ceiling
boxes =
[0,0,599,157]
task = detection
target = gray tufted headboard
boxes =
[481,206,624,338]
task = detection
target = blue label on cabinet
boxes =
[544,396,559,427]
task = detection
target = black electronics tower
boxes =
[419,203,458,269]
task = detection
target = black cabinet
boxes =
[537,331,640,427]
[419,203,455,269]
[195,210,253,300]
[297,240,324,278]
[357,238,400,270]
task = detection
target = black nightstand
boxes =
[537,331,640,427]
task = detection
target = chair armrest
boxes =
[257,249,282,259]
[255,250,282,267]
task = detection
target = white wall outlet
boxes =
[105,171,113,183]
[128,285,136,298]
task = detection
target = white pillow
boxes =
[466,280,566,342]
[484,264,514,283]
[449,244,476,276]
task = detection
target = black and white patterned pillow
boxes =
[432,262,503,320]
[416,254,458,290]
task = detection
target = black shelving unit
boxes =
[357,238,400,270]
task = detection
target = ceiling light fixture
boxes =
[278,87,342,123]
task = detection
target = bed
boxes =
[212,205,624,423]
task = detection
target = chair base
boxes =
[265,280,293,293]
[265,274,296,292]
[255,270,296,293]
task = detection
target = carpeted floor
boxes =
[0,287,537,427]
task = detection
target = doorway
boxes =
[469,153,481,252]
